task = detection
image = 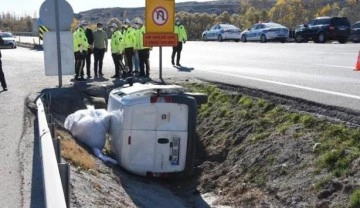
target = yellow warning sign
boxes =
[146,0,175,33]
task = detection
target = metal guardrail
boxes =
[36,97,68,208]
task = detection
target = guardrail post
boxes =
[58,163,70,208]
[53,137,61,163]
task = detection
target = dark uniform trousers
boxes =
[124,48,134,75]
[111,53,125,77]
[171,41,183,65]
[74,51,87,79]
[139,49,150,76]
[93,48,106,76]
[0,59,7,89]
[85,48,93,77]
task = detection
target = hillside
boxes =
[75,0,242,24]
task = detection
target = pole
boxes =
[159,46,162,79]
[54,0,62,87]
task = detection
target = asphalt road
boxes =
[0,41,359,207]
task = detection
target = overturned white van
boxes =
[108,83,205,178]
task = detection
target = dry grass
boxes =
[56,129,96,170]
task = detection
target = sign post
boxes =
[145,0,177,80]
[40,0,74,87]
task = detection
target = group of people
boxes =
[73,16,188,81]
[73,17,151,81]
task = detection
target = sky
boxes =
[1,0,214,17]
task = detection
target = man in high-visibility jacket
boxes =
[171,17,187,67]
[73,20,90,81]
[109,22,125,79]
[135,18,151,77]
[121,18,136,77]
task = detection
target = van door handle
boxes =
[158,138,169,144]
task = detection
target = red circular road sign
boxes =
[152,6,168,26]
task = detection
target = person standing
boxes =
[84,27,94,78]
[171,17,187,67]
[92,23,108,77]
[131,20,140,75]
[73,20,89,81]
[109,23,125,79]
[122,19,136,77]
[0,49,8,91]
[135,18,151,77]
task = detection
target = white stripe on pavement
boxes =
[313,64,354,69]
[203,69,360,100]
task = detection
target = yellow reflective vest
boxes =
[136,26,150,50]
[174,24,187,42]
[122,27,136,49]
[110,30,123,54]
[73,27,89,52]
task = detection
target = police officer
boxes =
[0,49,7,91]
[171,17,188,66]
[73,20,89,81]
[132,19,140,75]
[135,18,151,77]
[109,23,125,78]
[122,18,136,77]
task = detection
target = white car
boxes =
[0,32,17,49]
[202,23,241,42]
[240,22,289,43]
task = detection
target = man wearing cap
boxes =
[171,17,187,67]
[109,23,125,78]
[92,22,108,77]
[135,18,151,77]
[73,20,89,81]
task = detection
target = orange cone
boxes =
[355,51,360,71]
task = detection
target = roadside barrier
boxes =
[36,94,70,208]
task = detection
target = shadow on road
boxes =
[173,65,195,72]
[30,117,45,208]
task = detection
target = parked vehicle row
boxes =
[202,17,359,44]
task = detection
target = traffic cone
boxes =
[355,51,360,71]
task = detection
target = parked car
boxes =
[0,32,16,49]
[294,16,351,44]
[202,23,241,42]
[349,21,360,43]
[240,22,289,43]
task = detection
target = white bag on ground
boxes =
[64,108,111,150]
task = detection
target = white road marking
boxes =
[312,64,354,69]
[203,69,360,100]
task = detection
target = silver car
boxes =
[0,32,17,49]
[202,24,241,42]
[240,22,289,43]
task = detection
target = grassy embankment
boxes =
[56,83,360,207]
